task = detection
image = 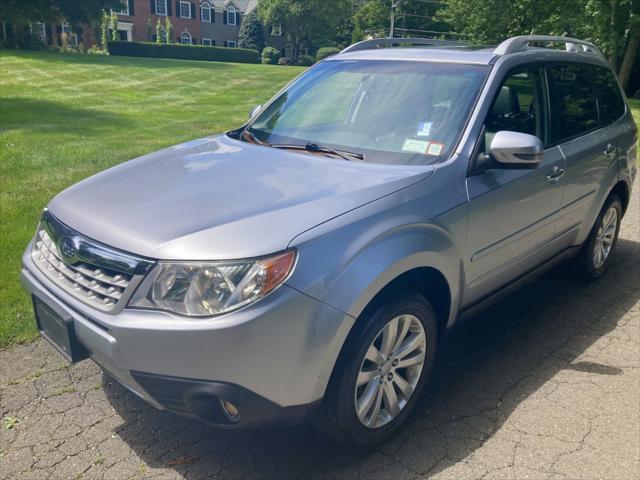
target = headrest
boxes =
[492,85,519,116]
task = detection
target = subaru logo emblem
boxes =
[57,236,78,262]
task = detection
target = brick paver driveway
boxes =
[1,183,638,480]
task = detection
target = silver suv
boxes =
[21,36,637,446]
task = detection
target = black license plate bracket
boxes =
[33,296,88,363]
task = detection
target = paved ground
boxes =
[1,186,639,480]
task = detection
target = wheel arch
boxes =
[610,180,630,215]
[354,266,452,340]
[316,264,454,407]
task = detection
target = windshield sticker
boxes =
[427,142,445,156]
[402,139,430,154]
[416,122,433,137]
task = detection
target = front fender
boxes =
[286,186,465,325]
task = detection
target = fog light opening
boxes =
[219,399,240,423]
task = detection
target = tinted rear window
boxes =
[592,65,625,125]
[548,64,599,143]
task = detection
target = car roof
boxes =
[330,36,609,68]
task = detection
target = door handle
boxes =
[546,166,565,183]
[604,143,616,156]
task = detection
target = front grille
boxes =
[33,228,133,311]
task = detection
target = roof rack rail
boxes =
[494,35,603,56]
[341,37,463,54]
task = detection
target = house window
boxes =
[202,38,212,46]
[179,1,191,18]
[285,44,293,59]
[181,31,192,44]
[116,0,129,15]
[226,40,237,48]
[201,2,212,22]
[155,0,167,16]
[227,6,237,25]
[271,24,282,36]
[61,23,78,46]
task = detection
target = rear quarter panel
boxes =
[618,110,638,199]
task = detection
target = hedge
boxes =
[107,41,260,64]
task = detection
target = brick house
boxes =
[2,0,290,57]
[114,0,287,54]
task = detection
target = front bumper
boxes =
[21,245,354,427]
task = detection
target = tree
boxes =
[164,16,172,43]
[441,0,640,93]
[618,9,639,90]
[0,0,121,25]
[351,0,454,41]
[238,10,265,51]
[155,18,162,44]
[352,0,388,41]
[258,0,351,59]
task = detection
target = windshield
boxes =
[245,60,488,165]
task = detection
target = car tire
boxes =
[316,292,438,447]
[576,194,622,279]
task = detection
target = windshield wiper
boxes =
[239,131,365,162]
[270,143,364,162]
[241,128,269,146]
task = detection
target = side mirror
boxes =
[249,104,262,119]
[489,131,544,169]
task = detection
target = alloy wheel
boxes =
[593,205,618,270]
[354,314,427,428]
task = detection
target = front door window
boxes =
[484,66,548,150]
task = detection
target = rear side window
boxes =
[548,64,599,143]
[592,66,625,125]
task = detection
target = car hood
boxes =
[49,135,433,260]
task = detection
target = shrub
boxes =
[107,41,260,64]
[261,46,281,65]
[87,46,108,55]
[155,19,163,44]
[110,11,119,41]
[296,54,315,66]
[100,10,109,48]
[165,17,173,43]
[277,57,291,65]
[316,47,340,61]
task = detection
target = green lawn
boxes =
[0,50,304,347]
[0,51,638,348]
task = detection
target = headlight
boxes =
[129,250,296,316]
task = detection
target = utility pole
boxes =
[389,0,400,38]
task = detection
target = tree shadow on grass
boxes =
[0,97,131,136]
[103,237,639,478]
